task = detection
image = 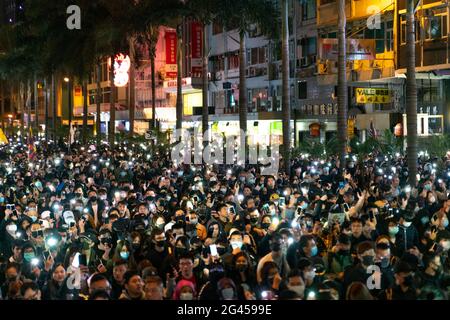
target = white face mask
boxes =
[304,270,315,281]
[441,241,450,251]
[180,292,193,300]
[288,285,305,298]
[403,221,412,228]
[230,241,243,250]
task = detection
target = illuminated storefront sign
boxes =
[191,21,203,77]
[355,88,391,104]
[165,30,177,79]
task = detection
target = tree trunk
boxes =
[176,24,183,131]
[96,61,102,146]
[44,78,49,141]
[34,74,39,134]
[1,81,5,131]
[202,23,209,154]
[406,0,418,185]
[337,0,348,172]
[109,54,116,147]
[281,0,291,176]
[129,38,136,138]
[27,79,31,139]
[150,52,156,130]
[67,78,73,152]
[52,74,57,141]
[82,80,88,144]
[239,31,248,161]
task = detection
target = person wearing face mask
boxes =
[343,241,377,294]
[396,211,419,257]
[173,279,196,300]
[228,251,257,299]
[379,261,417,300]
[86,190,105,230]
[222,231,247,271]
[256,233,290,284]
[324,234,353,280]
[287,235,323,270]
[415,253,446,291]
[217,277,238,300]
[279,269,306,299]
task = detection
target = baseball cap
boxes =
[41,210,52,220]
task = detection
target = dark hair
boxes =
[260,261,278,285]
[278,289,301,300]
[90,273,109,287]
[5,262,20,273]
[113,259,128,268]
[346,282,374,300]
[177,251,194,262]
[298,235,314,250]
[89,289,111,300]
[357,241,375,256]
[123,271,140,285]
[20,281,40,296]
[287,268,302,278]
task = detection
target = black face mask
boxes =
[90,196,97,202]
[338,249,350,256]
[403,275,414,287]
[362,255,374,266]
[132,243,140,250]
[261,222,271,229]
[270,242,282,252]
[155,240,165,248]
[250,218,259,225]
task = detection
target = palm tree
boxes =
[128,37,136,138]
[281,0,291,176]
[337,0,348,173]
[186,0,216,138]
[406,0,418,185]
[217,0,279,161]
[137,0,183,131]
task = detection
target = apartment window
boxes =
[228,54,239,69]
[400,15,406,45]
[424,7,448,40]
[248,46,267,65]
[298,81,307,99]
[301,0,316,20]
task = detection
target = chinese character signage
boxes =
[191,21,203,77]
[355,88,391,104]
[165,30,177,79]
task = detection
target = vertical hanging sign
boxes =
[191,21,203,78]
[165,30,178,79]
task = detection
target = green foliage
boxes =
[417,134,450,158]
[291,137,338,159]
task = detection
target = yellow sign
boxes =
[355,88,391,104]
[0,128,8,144]
[348,118,355,139]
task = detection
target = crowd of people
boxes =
[1,138,450,300]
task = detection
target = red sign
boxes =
[309,123,321,137]
[191,21,203,77]
[165,30,177,79]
